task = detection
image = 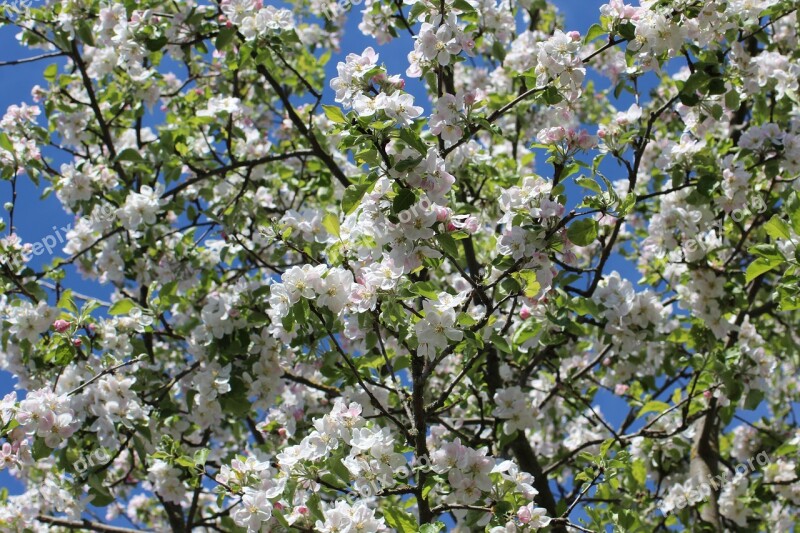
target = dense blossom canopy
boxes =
[0,0,799,531]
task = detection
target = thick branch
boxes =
[37,515,149,533]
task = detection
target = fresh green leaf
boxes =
[567,218,599,246]
[322,212,341,238]
[108,299,137,316]
[745,257,780,282]
[322,104,347,124]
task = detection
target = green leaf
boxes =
[457,312,476,326]
[764,215,791,241]
[88,484,114,507]
[725,89,740,111]
[600,438,614,458]
[398,128,429,156]
[743,389,763,410]
[0,132,13,153]
[175,456,196,468]
[516,270,541,298]
[411,281,439,299]
[451,0,474,12]
[108,299,137,315]
[43,63,58,83]
[745,257,780,282]
[342,184,370,215]
[541,85,562,105]
[382,507,418,533]
[567,218,599,246]
[50,343,75,366]
[420,522,446,533]
[638,400,669,418]
[585,23,605,43]
[322,212,340,238]
[215,27,237,50]
[146,36,168,51]
[748,244,783,260]
[707,77,726,95]
[575,176,602,194]
[617,192,636,216]
[682,71,709,95]
[57,289,78,314]
[32,438,51,460]
[394,157,423,173]
[194,448,210,466]
[618,21,635,41]
[409,1,427,21]
[491,39,506,62]
[76,21,95,46]
[392,188,417,213]
[436,233,459,257]
[322,104,347,124]
[115,148,144,163]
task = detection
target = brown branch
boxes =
[37,515,150,533]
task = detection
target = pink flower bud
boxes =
[703,390,712,400]
[520,306,531,320]
[53,320,70,333]
[464,216,480,234]
[518,505,532,524]
[435,206,450,222]
[298,505,309,515]
[614,384,629,395]
[602,357,612,366]
[568,31,581,41]
[73,338,82,347]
